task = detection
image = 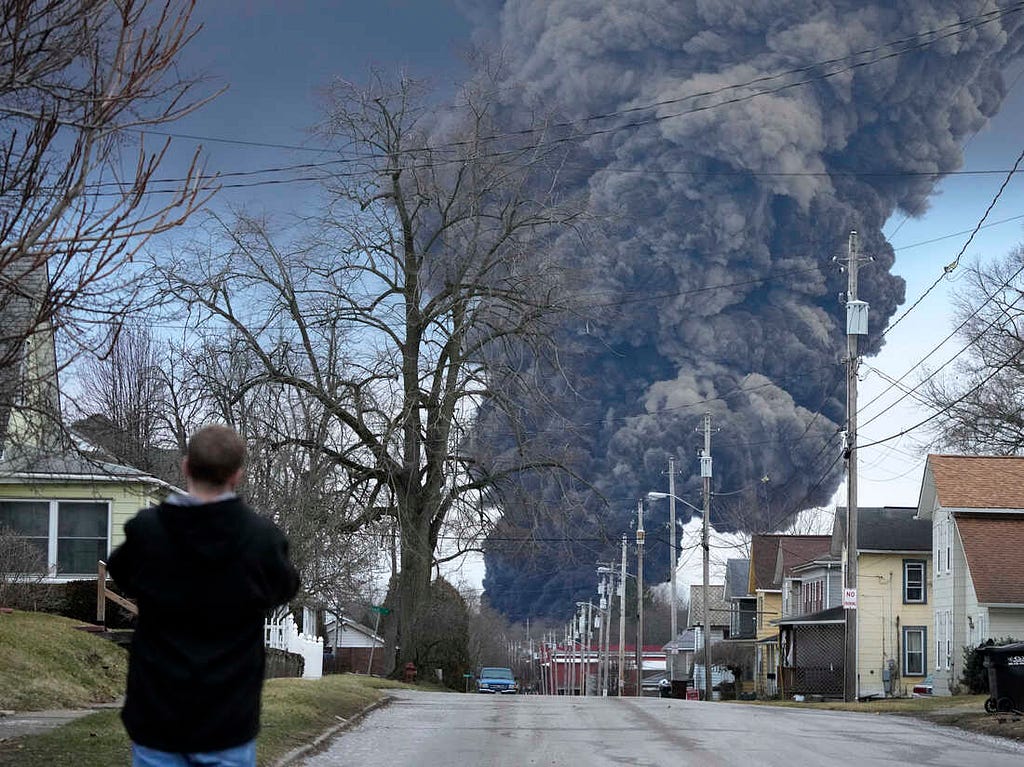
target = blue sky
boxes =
[150,3,1024,587]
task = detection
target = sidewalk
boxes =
[0,700,121,740]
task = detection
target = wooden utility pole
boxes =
[635,498,645,697]
[618,534,627,696]
[701,412,713,700]
[843,230,870,702]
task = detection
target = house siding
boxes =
[930,509,972,695]
[754,591,781,697]
[856,552,932,698]
[0,479,161,575]
[987,607,1024,640]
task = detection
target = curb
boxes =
[273,694,393,766]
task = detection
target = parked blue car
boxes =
[477,667,518,694]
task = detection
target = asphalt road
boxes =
[298,691,1024,766]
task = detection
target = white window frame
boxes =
[946,516,953,574]
[902,626,927,677]
[903,559,926,604]
[0,498,111,579]
[945,610,952,670]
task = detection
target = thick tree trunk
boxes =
[393,510,434,674]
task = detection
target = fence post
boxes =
[97,560,107,624]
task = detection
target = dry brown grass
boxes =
[0,610,127,711]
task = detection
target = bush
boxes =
[0,529,55,610]
[961,637,1019,693]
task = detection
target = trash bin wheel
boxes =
[997,697,1015,713]
[984,697,998,713]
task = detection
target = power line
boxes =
[882,145,1024,339]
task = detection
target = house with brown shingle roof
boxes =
[747,534,831,697]
[917,454,1024,695]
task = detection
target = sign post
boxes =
[366,605,391,675]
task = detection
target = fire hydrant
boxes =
[403,662,417,684]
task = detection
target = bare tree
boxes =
[922,246,1024,454]
[152,71,584,669]
[0,0,215,444]
[71,323,171,472]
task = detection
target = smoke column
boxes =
[464,0,1024,620]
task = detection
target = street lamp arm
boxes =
[645,491,703,514]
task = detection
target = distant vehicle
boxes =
[477,667,518,694]
[912,675,934,697]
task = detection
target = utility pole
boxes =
[701,412,714,700]
[587,600,594,695]
[635,498,645,697]
[668,455,678,682]
[842,229,870,702]
[618,534,627,696]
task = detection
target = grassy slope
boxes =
[0,610,127,711]
[0,675,404,767]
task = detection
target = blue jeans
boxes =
[131,740,257,767]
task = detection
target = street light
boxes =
[646,481,712,700]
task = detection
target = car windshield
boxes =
[481,668,513,680]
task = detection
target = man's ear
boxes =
[181,457,190,480]
[228,467,244,489]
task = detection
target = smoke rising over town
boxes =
[468,1,1024,619]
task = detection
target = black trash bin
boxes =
[979,641,1024,713]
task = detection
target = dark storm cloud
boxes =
[471,0,1024,619]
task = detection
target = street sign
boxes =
[370,605,392,615]
[843,588,857,610]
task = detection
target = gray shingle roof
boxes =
[835,507,930,551]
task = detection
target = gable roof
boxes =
[750,535,783,592]
[833,507,931,552]
[749,534,831,590]
[955,513,1024,605]
[776,536,832,581]
[925,455,1024,510]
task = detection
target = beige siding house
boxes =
[833,507,932,698]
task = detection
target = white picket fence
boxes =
[265,613,323,679]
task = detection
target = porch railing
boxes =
[96,560,138,623]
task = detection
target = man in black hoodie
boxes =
[108,424,300,767]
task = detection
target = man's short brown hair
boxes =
[185,425,246,485]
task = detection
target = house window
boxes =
[945,611,952,670]
[0,499,109,576]
[903,626,927,676]
[946,517,953,574]
[903,560,926,604]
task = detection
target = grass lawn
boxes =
[0,610,127,710]
[0,674,406,767]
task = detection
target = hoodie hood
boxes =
[156,496,251,563]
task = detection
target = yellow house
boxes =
[749,534,834,697]
[0,450,174,580]
[0,310,174,580]
[833,507,933,698]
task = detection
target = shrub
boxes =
[0,528,54,610]
[961,637,1019,693]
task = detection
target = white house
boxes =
[322,613,387,675]
[916,454,1024,695]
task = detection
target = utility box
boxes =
[846,299,869,335]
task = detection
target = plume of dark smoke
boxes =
[465,0,1024,620]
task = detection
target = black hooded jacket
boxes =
[107,497,300,753]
